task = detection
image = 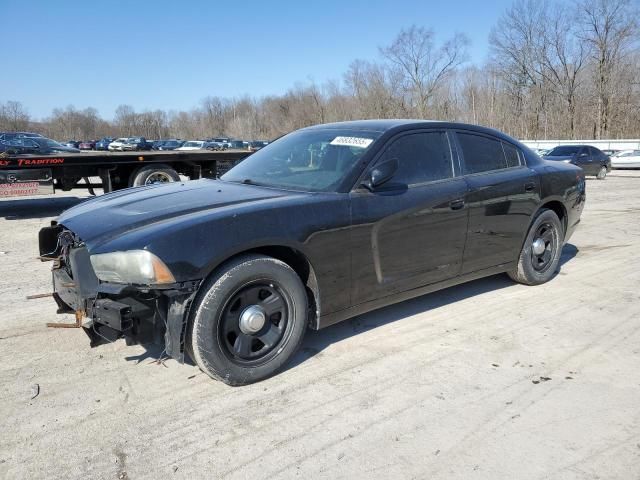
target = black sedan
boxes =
[155,139,184,151]
[3,137,80,154]
[39,120,585,385]
[543,145,611,179]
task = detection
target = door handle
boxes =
[449,199,465,210]
[524,182,536,192]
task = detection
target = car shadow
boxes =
[285,242,579,371]
[0,196,89,219]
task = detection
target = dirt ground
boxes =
[1,171,639,480]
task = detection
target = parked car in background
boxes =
[176,140,206,151]
[533,148,550,156]
[0,132,44,141]
[38,120,586,385]
[249,140,269,151]
[211,137,232,148]
[543,145,611,179]
[79,140,96,150]
[151,140,166,150]
[65,140,81,149]
[96,137,115,150]
[3,137,81,154]
[205,140,227,151]
[122,137,151,151]
[230,140,248,149]
[611,150,640,169]
[156,139,184,151]
[108,138,130,151]
[602,149,620,157]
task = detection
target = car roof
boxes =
[300,119,522,142]
[550,144,591,148]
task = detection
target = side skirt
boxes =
[315,262,515,329]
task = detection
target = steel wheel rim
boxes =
[531,222,558,272]
[145,172,173,185]
[218,280,291,365]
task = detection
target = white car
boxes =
[108,138,130,151]
[611,150,640,169]
[175,141,206,151]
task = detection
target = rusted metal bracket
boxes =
[26,293,53,300]
[46,309,84,328]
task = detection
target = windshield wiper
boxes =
[240,178,271,187]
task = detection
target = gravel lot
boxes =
[1,172,639,480]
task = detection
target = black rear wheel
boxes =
[509,209,564,285]
[596,166,607,180]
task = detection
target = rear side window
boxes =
[379,131,453,185]
[458,132,519,174]
[502,142,521,167]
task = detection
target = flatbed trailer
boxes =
[0,149,251,197]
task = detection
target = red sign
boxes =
[17,158,65,166]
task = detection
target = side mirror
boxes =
[579,152,588,157]
[362,158,399,191]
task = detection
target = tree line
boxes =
[1,0,638,142]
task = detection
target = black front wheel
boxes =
[188,255,308,385]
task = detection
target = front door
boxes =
[350,130,469,306]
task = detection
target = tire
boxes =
[131,165,180,187]
[596,166,607,180]
[508,209,564,286]
[188,254,308,386]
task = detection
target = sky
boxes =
[2,0,514,120]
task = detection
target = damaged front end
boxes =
[38,223,200,362]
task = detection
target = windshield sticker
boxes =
[329,136,373,148]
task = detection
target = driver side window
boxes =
[379,131,453,186]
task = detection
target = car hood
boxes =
[542,155,574,161]
[58,179,295,250]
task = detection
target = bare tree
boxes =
[0,101,30,131]
[490,0,550,138]
[539,3,589,138]
[380,26,469,118]
[577,0,639,138]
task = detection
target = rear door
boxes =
[350,129,469,305]
[454,131,540,274]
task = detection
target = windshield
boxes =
[221,128,381,192]
[43,139,65,148]
[547,146,581,156]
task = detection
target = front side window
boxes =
[378,131,453,185]
[458,132,508,174]
[547,146,581,156]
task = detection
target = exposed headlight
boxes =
[90,250,175,285]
